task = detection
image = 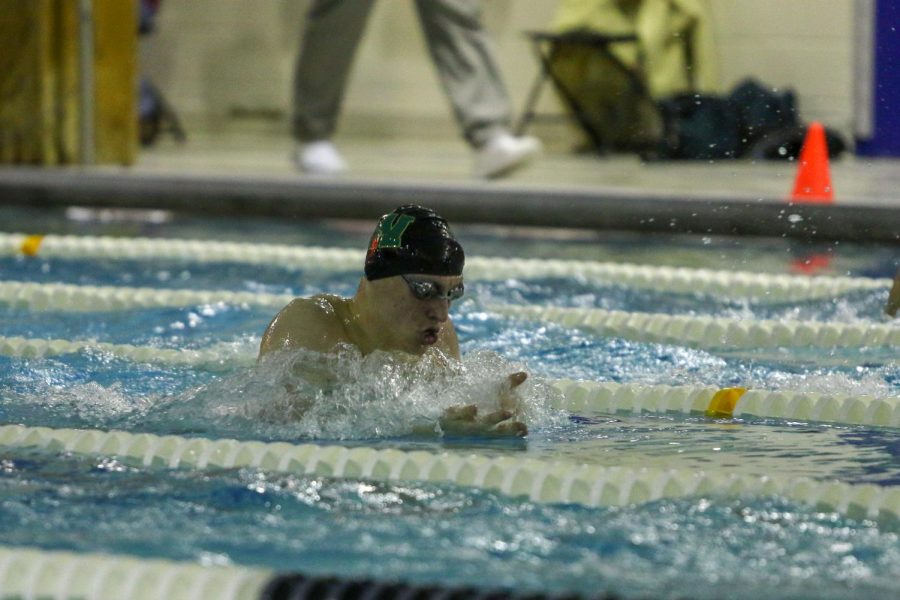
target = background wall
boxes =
[145,0,861,141]
[708,0,857,136]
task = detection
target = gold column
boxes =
[0,0,137,166]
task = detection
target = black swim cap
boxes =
[364,205,465,281]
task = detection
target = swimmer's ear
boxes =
[506,372,528,388]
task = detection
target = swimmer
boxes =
[260,204,527,436]
[887,270,900,317]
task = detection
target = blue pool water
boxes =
[1,212,898,599]
[2,449,898,600]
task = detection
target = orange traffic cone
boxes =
[790,253,831,274]
[790,121,834,203]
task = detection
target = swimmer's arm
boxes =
[257,299,343,420]
[258,298,344,359]
[437,403,527,437]
[417,372,529,438]
[887,271,900,317]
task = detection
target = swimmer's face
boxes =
[372,274,463,354]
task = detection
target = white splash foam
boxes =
[174,346,567,440]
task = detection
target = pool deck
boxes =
[2,123,899,242]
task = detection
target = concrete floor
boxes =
[1,119,898,242]
[133,120,900,208]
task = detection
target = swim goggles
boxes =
[401,274,464,302]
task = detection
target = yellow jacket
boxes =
[552,0,719,98]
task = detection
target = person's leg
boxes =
[414,0,540,178]
[293,0,376,173]
[413,0,510,147]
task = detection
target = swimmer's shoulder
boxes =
[259,294,350,356]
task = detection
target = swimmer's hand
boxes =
[438,372,530,438]
[439,404,527,437]
[499,371,528,412]
[886,273,900,317]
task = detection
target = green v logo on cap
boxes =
[375,214,415,249]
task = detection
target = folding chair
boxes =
[515,29,654,153]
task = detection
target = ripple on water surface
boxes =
[2,349,899,485]
[0,448,898,600]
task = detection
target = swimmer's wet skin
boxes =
[886,271,900,317]
[260,205,528,437]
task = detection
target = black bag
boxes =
[745,125,847,160]
[652,94,742,160]
[728,78,799,150]
[649,78,845,161]
[732,80,846,160]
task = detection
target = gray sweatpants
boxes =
[292,0,512,148]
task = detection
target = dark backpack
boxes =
[728,78,799,150]
[731,80,846,160]
[652,94,742,160]
[649,78,845,161]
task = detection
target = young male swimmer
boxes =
[259,205,527,436]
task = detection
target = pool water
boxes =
[2,449,898,600]
[0,211,898,599]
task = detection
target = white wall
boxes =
[707,0,858,133]
[145,0,861,138]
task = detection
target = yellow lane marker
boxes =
[705,387,747,418]
[20,235,45,257]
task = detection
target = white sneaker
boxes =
[472,132,541,179]
[294,140,347,175]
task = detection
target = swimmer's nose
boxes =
[426,299,450,323]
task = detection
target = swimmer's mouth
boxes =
[422,328,440,345]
